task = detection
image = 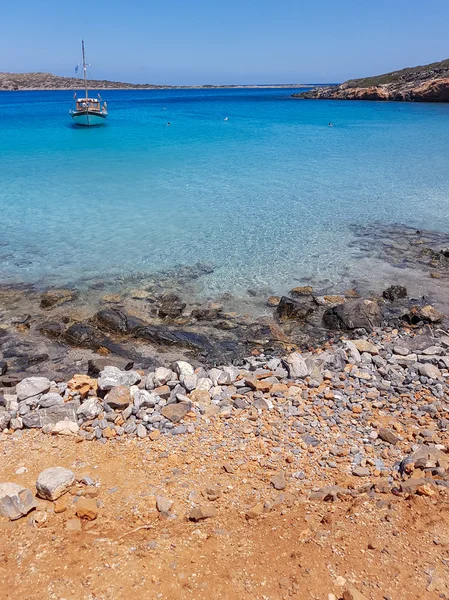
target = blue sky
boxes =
[2,0,449,84]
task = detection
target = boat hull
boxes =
[71,110,107,127]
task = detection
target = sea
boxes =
[1,87,449,304]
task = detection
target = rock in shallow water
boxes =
[323,299,382,331]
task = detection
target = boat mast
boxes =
[82,39,88,100]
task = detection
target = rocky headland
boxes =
[293,57,449,102]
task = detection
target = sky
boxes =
[2,0,449,85]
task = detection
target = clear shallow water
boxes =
[1,88,449,298]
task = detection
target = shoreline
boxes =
[0,84,320,92]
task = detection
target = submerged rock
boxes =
[40,288,76,309]
[382,285,407,302]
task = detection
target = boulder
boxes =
[0,483,37,520]
[97,366,141,390]
[87,356,134,376]
[36,467,75,501]
[276,296,314,321]
[323,299,382,331]
[16,377,51,401]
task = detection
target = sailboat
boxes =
[70,40,108,126]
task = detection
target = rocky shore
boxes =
[293,57,449,102]
[1,223,449,598]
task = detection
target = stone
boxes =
[267,296,280,307]
[0,410,11,430]
[400,445,449,474]
[149,430,161,441]
[342,586,369,600]
[38,393,64,408]
[352,467,370,477]
[158,294,186,318]
[154,367,173,385]
[161,402,191,423]
[16,377,51,401]
[246,503,264,519]
[39,403,78,427]
[418,363,441,379]
[382,285,407,302]
[350,339,379,355]
[271,473,287,490]
[36,467,76,501]
[133,389,158,409]
[290,286,313,296]
[75,497,98,520]
[156,496,173,513]
[136,424,147,438]
[54,495,71,513]
[276,296,314,321]
[67,374,98,399]
[105,386,131,410]
[65,517,82,532]
[189,389,211,406]
[40,288,75,309]
[77,398,101,421]
[97,366,141,390]
[0,483,37,520]
[52,421,79,435]
[189,504,217,521]
[323,299,382,331]
[283,352,309,378]
[378,428,399,445]
[404,305,444,325]
[87,357,134,376]
[172,361,195,378]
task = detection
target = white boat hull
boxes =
[71,111,107,127]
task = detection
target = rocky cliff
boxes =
[294,58,449,102]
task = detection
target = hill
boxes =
[293,58,449,102]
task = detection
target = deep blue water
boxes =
[1,88,449,298]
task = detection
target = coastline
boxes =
[0,84,321,92]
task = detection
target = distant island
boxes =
[293,57,449,102]
[0,72,319,91]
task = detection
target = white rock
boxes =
[16,377,51,401]
[283,353,309,378]
[172,360,194,378]
[133,389,158,409]
[97,366,141,390]
[76,398,101,421]
[0,482,37,520]
[38,393,64,408]
[418,363,441,379]
[196,377,213,391]
[154,367,173,385]
[36,467,76,500]
[52,421,79,436]
[181,374,197,391]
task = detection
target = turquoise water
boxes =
[1,88,449,297]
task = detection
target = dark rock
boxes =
[323,299,382,331]
[87,356,134,376]
[290,286,313,297]
[0,361,7,375]
[190,306,222,321]
[158,294,186,319]
[64,322,137,359]
[382,285,407,301]
[276,296,314,322]
[94,308,147,335]
[38,321,64,339]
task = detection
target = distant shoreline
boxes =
[0,84,323,92]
